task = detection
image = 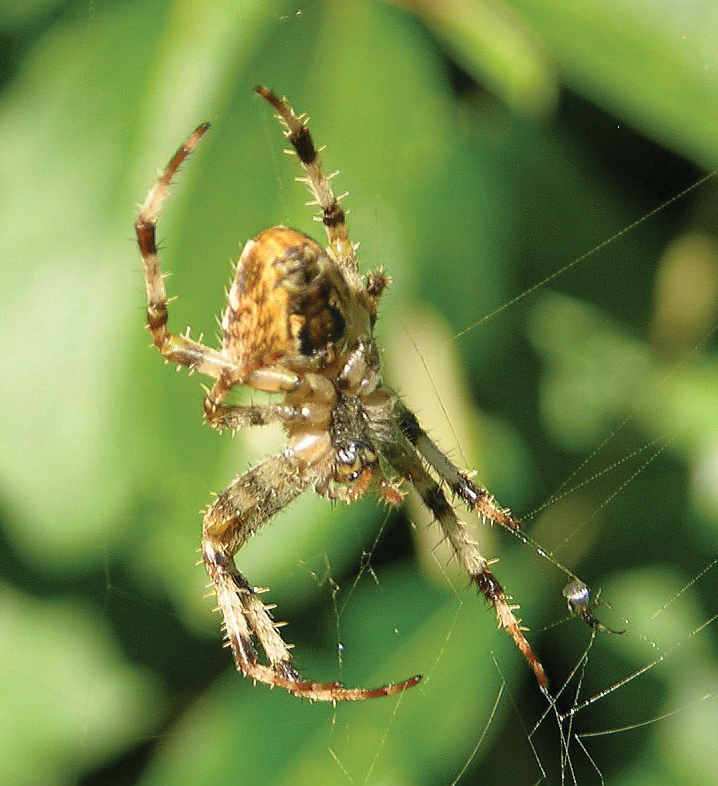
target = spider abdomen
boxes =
[222,227,349,370]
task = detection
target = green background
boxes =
[1,1,717,784]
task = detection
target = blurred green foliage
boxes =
[1,1,717,784]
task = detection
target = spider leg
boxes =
[385,437,548,689]
[396,402,521,531]
[204,401,331,432]
[203,452,421,701]
[255,86,359,284]
[203,365,335,431]
[135,123,235,378]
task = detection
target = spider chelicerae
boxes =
[135,85,549,701]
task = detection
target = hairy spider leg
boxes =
[396,402,521,530]
[202,452,421,701]
[254,86,362,290]
[397,402,617,638]
[384,428,549,689]
[135,123,237,378]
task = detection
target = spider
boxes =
[135,85,548,701]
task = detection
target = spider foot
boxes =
[227,635,421,702]
[278,672,423,703]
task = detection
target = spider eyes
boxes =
[335,439,377,482]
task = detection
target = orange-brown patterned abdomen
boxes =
[222,227,348,371]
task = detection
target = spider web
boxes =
[330,174,718,784]
[284,143,718,785]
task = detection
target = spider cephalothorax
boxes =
[135,85,548,701]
